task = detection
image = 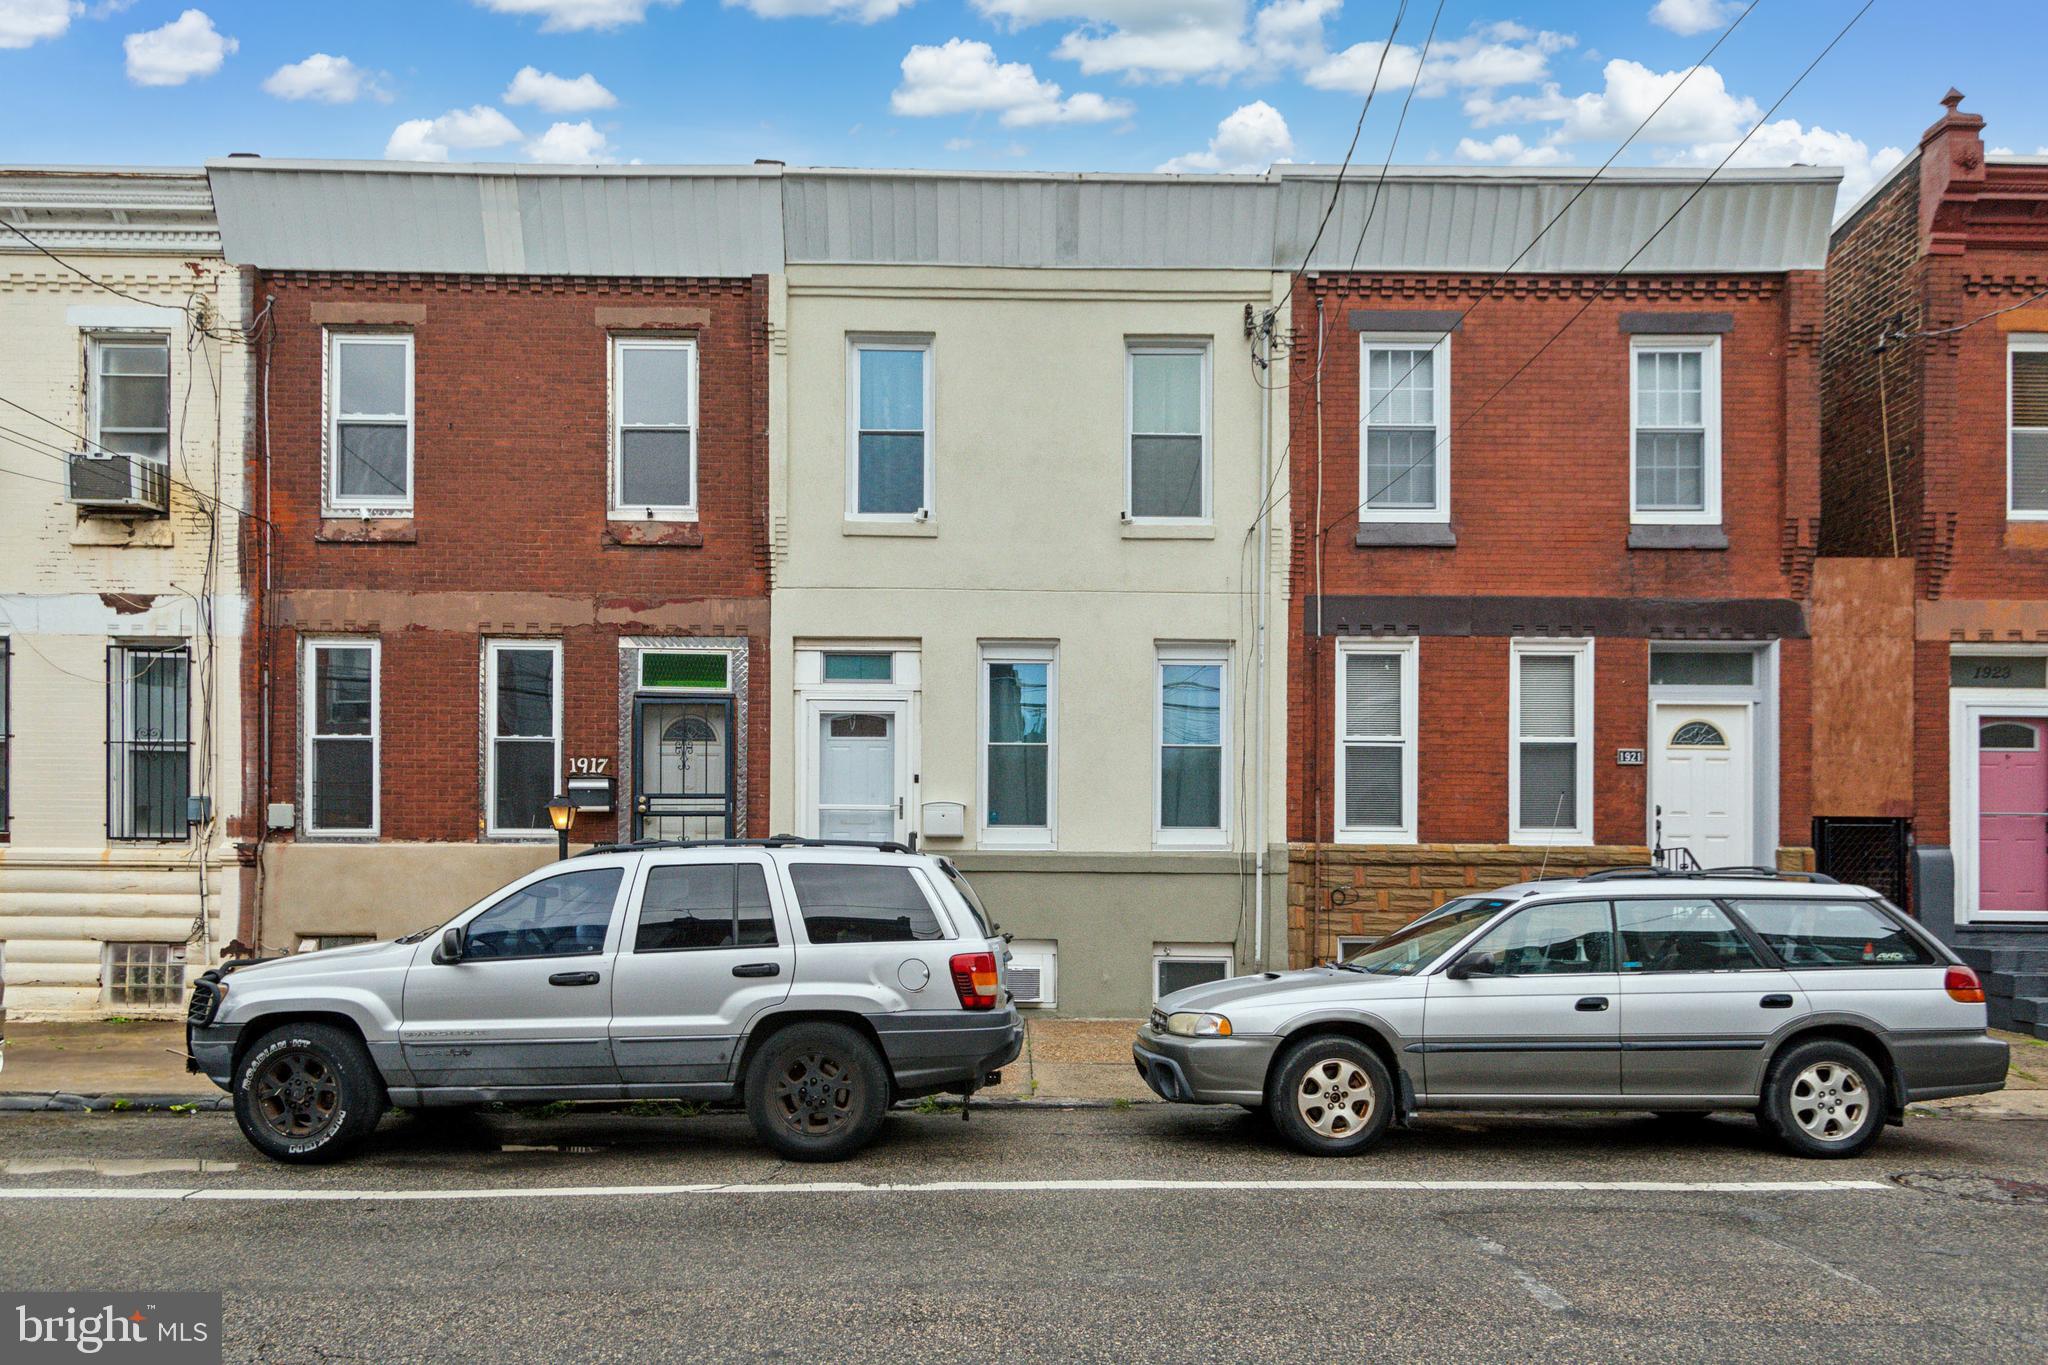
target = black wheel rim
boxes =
[251,1048,342,1141]
[770,1050,858,1136]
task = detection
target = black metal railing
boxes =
[1813,817,1912,912]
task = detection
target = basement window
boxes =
[104,941,185,1009]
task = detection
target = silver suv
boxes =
[187,839,1023,1164]
[1134,868,2009,1159]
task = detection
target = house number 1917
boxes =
[568,757,610,775]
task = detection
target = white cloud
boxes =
[891,38,1132,127]
[724,0,911,21]
[1248,0,1335,70]
[944,136,976,151]
[1648,0,1740,37]
[503,65,617,113]
[472,0,678,32]
[1306,22,1573,99]
[525,119,619,162]
[262,53,385,104]
[1464,58,1757,145]
[1454,132,1569,166]
[123,8,235,86]
[384,105,523,161]
[1157,99,1292,173]
[0,0,76,49]
[1663,119,1906,207]
[975,0,1252,83]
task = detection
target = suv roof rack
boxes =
[575,833,919,858]
[1579,864,1838,885]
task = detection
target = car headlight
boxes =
[1165,1011,1233,1038]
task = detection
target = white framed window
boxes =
[847,336,933,520]
[1156,643,1228,846]
[325,331,414,514]
[1510,639,1594,845]
[2009,335,2048,519]
[610,335,698,518]
[1154,943,1233,1000]
[978,642,1055,848]
[1335,638,1418,843]
[302,637,379,837]
[1359,335,1450,522]
[484,639,562,838]
[1126,341,1211,522]
[87,334,171,463]
[1630,336,1721,525]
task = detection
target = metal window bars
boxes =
[106,643,191,841]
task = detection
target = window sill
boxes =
[1627,524,1728,551]
[1332,831,1418,846]
[1354,523,1456,548]
[1123,522,1216,540]
[2005,520,2048,550]
[318,517,417,544]
[843,520,937,538]
[605,520,703,548]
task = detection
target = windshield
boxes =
[1342,898,1513,975]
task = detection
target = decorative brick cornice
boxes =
[1307,274,1785,304]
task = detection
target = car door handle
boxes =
[1760,993,1795,1009]
[1575,996,1609,1012]
[548,971,601,987]
[732,963,781,979]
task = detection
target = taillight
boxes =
[1945,965,1987,1003]
[950,952,1000,1010]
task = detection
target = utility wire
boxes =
[0,392,269,526]
[1285,0,1411,288]
[1890,281,2048,339]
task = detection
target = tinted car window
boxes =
[635,863,776,953]
[1727,898,1937,967]
[1616,898,1764,973]
[1469,900,1613,976]
[464,867,623,960]
[787,864,943,944]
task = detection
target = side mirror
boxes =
[1446,950,1497,981]
[437,926,466,964]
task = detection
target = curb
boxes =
[0,1093,231,1113]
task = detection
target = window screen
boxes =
[2014,348,2048,514]
[788,864,942,943]
[635,862,776,952]
[464,867,623,960]
[1726,898,1936,968]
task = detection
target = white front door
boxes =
[808,701,910,843]
[1653,702,1753,869]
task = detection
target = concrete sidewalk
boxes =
[4,1016,2044,1116]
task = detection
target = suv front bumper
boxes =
[1133,1026,1275,1105]
[186,1020,242,1090]
[873,1007,1024,1098]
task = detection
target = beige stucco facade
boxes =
[0,170,248,1018]
[769,263,1290,1016]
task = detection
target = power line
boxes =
[1286,0,1411,287]
[1891,281,2048,339]
[0,393,269,526]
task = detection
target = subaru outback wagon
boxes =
[186,838,1023,1164]
[1134,868,2008,1158]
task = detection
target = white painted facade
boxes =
[0,170,248,1018]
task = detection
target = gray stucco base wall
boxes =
[945,849,1292,1019]
[1912,846,1957,945]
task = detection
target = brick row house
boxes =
[1280,166,1840,961]
[1818,94,2048,1037]
[206,161,779,950]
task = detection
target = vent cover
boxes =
[1008,966,1044,1003]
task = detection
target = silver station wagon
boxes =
[1134,868,2010,1158]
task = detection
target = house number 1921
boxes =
[1615,748,1646,765]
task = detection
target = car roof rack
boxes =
[575,833,919,858]
[1579,864,1838,885]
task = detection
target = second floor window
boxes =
[612,336,697,516]
[1127,343,1209,521]
[88,335,170,462]
[1359,337,1449,521]
[1631,337,1720,524]
[849,339,931,519]
[328,332,414,513]
[2011,337,2048,517]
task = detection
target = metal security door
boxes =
[633,697,735,842]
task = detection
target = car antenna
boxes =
[1537,793,1566,880]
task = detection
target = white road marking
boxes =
[0,1177,1894,1203]
[1,1158,239,1176]
[1467,1233,1573,1313]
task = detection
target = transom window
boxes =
[1669,721,1727,748]
[1981,720,2040,751]
[1127,343,1210,521]
[2011,337,2048,517]
[1512,641,1592,844]
[327,331,414,512]
[1336,640,1417,842]
[849,338,932,519]
[88,335,170,462]
[485,640,561,838]
[1631,337,1721,524]
[611,336,697,516]
[1359,337,1450,521]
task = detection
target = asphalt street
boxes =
[2,1103,2045,1363]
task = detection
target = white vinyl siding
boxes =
[847,337,933,520]
[1335,638,1417,843]
[979,642,1055,848]
[611,336,698,517]
[1156,644,1227,846]
[1358,336,1450,522]
[2010,337,2048,518]
[484,640,562,838]
[303,638,379,837]
[326,331,414,513]
[1126,342,1211,522]
[1630,337,1720,524]
[1510,640,1594,845]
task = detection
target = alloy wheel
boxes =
[771,1051,857,1135]
[1294,1057,1376,1139]
[251,1048,342,1141]
[1789,1061,1869,1143]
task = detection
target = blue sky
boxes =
[3,0,2044,207]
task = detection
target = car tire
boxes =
[1761,1039,1888,1159]
[232,1022,386,1165]
[744,1022,890,1162]
[1266,1035,1394,1158]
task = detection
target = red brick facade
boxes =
[242,272,771,922]
[1288,267,1823,961]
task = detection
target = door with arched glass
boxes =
[632,697,734,842]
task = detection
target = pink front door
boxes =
[1980,718,2048,915]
